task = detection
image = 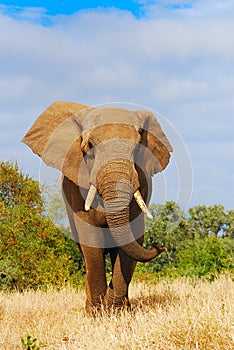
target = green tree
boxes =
[0,161,84,290]
[43,180,72,237]
[176,235,234,279]
[186,205,231,239]
[142,201,188,273]
[139,201,234,278]
[226,209,234,238]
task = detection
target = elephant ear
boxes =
[22,101,91,188]
[136,110,173,177]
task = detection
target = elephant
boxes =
[22,101,173,312]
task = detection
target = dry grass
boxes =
[0,275,234,350]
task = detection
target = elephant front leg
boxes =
[105,249,137,310]
[81,246,107,313]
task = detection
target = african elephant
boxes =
[22,101,172,312]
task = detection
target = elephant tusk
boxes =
[134,190,153,219]
[85,184,97,211]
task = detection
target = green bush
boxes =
[20,334,46,349]
[136,202,234,280]
[176,236,234,280]
[142,202,188,273]
[0,161,84,290]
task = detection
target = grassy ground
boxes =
[0,275,234,349]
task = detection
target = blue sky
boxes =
[0,0,195,19]
[0,1,141,15]
[0,0,234,210]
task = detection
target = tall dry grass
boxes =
[0,275,233,349]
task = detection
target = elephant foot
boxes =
[104,287,131,312]
[85,294,106,316]
[85,288,133,315]
[85,301,106,317]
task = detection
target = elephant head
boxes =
[22,101,172,262]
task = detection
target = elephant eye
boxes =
[88,140,94,150]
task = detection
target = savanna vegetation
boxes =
[0,161,234,349]
[1,161,233,290]
[0,161,83,291]
[1,276,234,349]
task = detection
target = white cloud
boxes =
[0,2,233,209]
[137,0,234,19]
[0,4,49,23]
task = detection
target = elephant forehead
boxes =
[79,107,140,131]
[87,124,141,143]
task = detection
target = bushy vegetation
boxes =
[0,161,84,290]
[0,161,233,290]
[141,202,234,280]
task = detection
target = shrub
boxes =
[176,236,234,280]
[0,161,84,290]
[136,202,234,280]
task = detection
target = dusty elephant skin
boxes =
[22,101,172,313]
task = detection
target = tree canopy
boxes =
[142,202,234,279]
[0,161,83,290]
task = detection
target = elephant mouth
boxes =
[85,184,152,219]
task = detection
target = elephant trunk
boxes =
[97,161,161,262]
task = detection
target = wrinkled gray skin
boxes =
[22,102,172,312]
